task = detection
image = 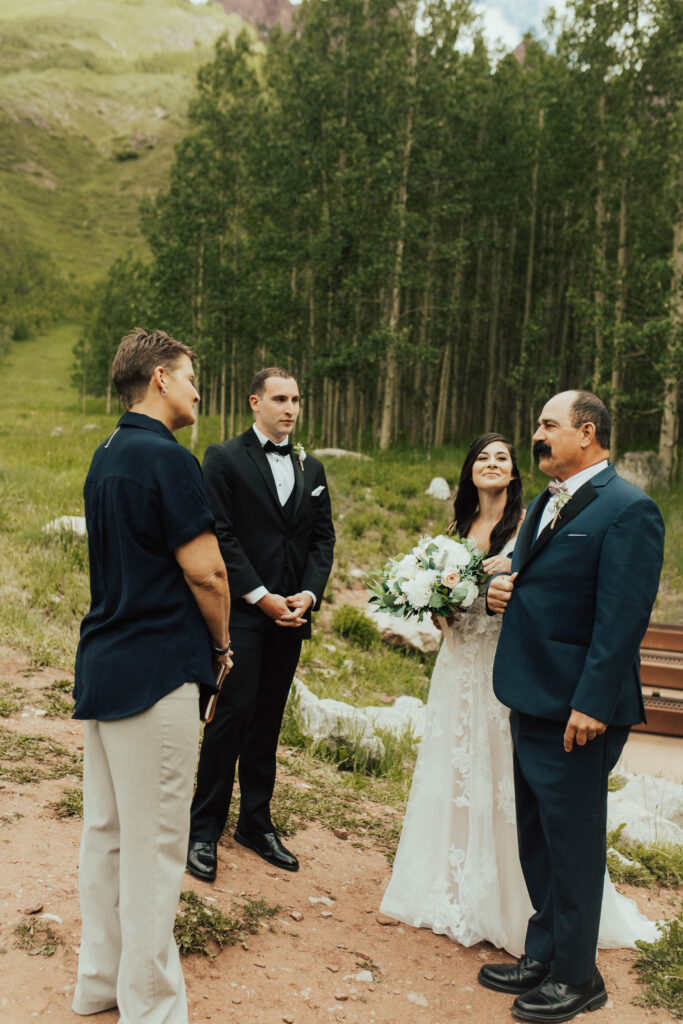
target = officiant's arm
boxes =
[301,465,336,611]
[175,531,231,652]
[202,444,264,597]
[569,494,665,725]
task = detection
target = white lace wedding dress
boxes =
[380,593,659,955]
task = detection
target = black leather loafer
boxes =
[234,829,299,871]
[186,840,217,882]
[512,970,608,1022]
[478,956,550,994]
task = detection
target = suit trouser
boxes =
[190,626,303,841]
[510,711,629,986]
[73,683,199,1024]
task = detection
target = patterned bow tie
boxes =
[263,439,292,456]
[548,480,568,496]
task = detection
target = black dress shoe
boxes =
[234,828,299,871]
[478,956,550,994]
[186,840,217,882]
[513,970,608,1022]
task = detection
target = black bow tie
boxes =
[263,439,292,456]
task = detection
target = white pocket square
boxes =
[311,485,325,497]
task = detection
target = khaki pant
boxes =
[73,684,199,1024]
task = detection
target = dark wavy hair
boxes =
[451,433,523,556]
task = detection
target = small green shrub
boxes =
[14,917,60,956]
[607,824,683,888]
[41,678,73,718]
[332,605,380,650]
[53,785,83,818]
[174,891,280,957]
[634,906,683,1018]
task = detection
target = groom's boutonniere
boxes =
[292,442,306,471]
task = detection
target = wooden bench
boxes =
[633,623,683,738]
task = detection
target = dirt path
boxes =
[0,648,677,1024]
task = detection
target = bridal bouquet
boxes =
[365,533,487,621]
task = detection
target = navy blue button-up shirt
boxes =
[73,412,217,720]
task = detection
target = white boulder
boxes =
[615,451,668,490]
[424,476,451,501]
[607,785,683,848]
[313,448,370,460]
[293,680,385,760]
[364,605,441,654]
[364,695,425,739]
[43,515,87,536]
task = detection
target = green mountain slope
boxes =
[0,0,244,289]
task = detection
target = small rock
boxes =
[327,965,340,973]
[376,915,399,926]
[51,426,63,437]
[22,904,44,915]
[334,993,348,1001]
[290,910,303,922]
[309,895,334,906]
[323,643,337,652]
[321,911,332,919]
[354,970,373,983]
[282,1017,295,1023]
[254,961,266,968]
[406,991,428,1007]
[40,912,62,923]
[349,569,365,579]
[231,997,241,1004]
[424,971,435,980]
[333,828,349,841]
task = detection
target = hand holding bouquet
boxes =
[366,533,487,621]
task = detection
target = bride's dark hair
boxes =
[451,432,523,556]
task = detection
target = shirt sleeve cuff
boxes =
[303,590,317,604]
[243,586,268,605]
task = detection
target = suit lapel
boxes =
[291,453,305,518]
[526,480,599,561]
[516,491,547,567]
[243,430,285,516]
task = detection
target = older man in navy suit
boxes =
[479,391,664,1023]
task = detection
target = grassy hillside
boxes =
[0,0,244,289]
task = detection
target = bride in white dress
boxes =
[380,433,657,955]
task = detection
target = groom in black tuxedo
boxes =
[187,368,335,882]
[481,390,664,1023]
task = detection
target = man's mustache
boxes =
[533,440,552,462]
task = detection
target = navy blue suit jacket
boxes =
[492,464,664,726]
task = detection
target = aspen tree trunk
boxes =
[190,239,204,452]
[105,378,111,415]
[484,218,502,432]
[307,254,316,448]
[609,179,629,459]
[379,37,416,450]
[514,107,544,451]
[229,337,237,439]
[593,94,607,389]
[659,158,683,478]
[434,228,465,446]
[220,356,227,442]
[463,219,487,436]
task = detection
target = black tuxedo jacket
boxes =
[492,464,665,726]
[201,429,335,638]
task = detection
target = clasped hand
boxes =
[257,591,313,627]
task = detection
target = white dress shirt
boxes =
[243,425,315,607]
[535,460,608,538]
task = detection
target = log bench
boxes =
[634,623,683,738]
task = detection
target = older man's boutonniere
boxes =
[292,442,306,471]
[549,483,571,529]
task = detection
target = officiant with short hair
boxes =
[187,367,335,883]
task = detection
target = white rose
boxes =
[460,579,479,609]
[445,543,471,570]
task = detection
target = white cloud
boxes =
[473,2,522,49]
